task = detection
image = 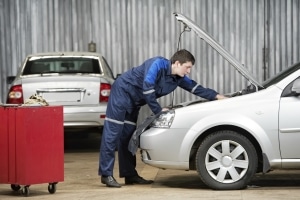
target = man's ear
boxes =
[174,60,181,66]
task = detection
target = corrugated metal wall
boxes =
[266,0,300,78]
[1,0,300,121]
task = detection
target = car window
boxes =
[263,62,300,88]
[22,57,102,75]
[281,76,300,97]
[101,57,115,79]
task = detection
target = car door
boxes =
[278,77,300,159]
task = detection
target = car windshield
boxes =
[22,57,102,75]
[262,62,300,88]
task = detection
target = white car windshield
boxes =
[22,57,101,75]
[262,62,300,88]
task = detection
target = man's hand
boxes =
[162,107,170,112]
[215,94,228,100]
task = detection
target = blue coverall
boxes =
[98,56,218,177]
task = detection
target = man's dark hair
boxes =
[170,49,195,65]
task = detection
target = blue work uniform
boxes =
[98,56,218,177]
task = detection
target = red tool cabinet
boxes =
[0,105,64,196]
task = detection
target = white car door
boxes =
[279,79,300,159]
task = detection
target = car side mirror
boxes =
[291,79,300,94]
[7,76,16,84]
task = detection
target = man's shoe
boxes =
[101,176,121,188]
[125,175,154,185]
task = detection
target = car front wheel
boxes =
[196,130,258,190]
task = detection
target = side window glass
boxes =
[281,76,300,97]
[101,57,114,78]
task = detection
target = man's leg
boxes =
[99,119,123,187]
[118,119,138,177]
[99,119,124,176]
[98,82,128,187]
[118,109,153,184]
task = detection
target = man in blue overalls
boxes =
[99,49,226,187]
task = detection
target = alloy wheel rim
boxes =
[205,140,249,183]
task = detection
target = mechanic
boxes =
[99,49,227,188]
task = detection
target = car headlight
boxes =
[151,109,175,128]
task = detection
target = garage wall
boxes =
[1,0,300,120]
[265,0,300,79]
[0,0,181,104]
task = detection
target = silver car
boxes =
[6,52,115,131]
[138,13,300,190]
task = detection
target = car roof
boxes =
[26,51,104,58]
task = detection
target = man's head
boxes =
[170,49,195,65]
[170,49,195,77]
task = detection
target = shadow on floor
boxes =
[64,129,102,152]
[153,169,300,189]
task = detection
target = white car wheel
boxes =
[196,130,258,190]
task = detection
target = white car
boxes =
[6,52,115,131]
[137,13,300,190]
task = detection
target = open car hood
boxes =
[174,12,263,89]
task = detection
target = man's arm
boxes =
[143,59,168,114]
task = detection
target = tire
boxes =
[196,130,258,190]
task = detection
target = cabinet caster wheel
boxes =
[10,184,21,191]
[48,183,57,194]
[21,186,30,197]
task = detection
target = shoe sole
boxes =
[107,184,121,188]
[101,180,121,188]
[125,181,154,185]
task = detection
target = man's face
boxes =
[175,61,193,77]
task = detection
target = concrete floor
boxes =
[1,132,300,199]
